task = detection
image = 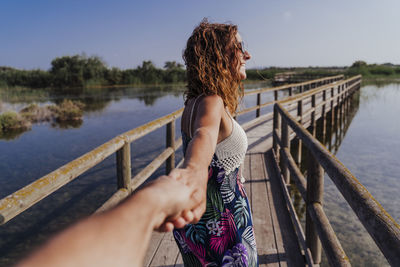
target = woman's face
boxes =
[235,33,251,80]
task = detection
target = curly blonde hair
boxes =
[183,19,243,114]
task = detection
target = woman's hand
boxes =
[137,175,198,232]
[168,166,208,223]
[155,95,224,231]
[152,166,208,232]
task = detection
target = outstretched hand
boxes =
[152,166,208,232]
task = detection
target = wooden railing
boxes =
[236,74,343,117]
[272,75,400,266]
[0,75,343,226]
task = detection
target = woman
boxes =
[169,19,258,266]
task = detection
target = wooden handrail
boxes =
[0,108,183,225]
[278,75,361,106]
[237,75,344,117]
[272,76,400,266]
[244,74,343,96]
[0,75,343,225]
[0,135,126,225]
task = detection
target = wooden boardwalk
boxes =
[143,152,304,267]
[144,112,307,266]
[143,89,348,266]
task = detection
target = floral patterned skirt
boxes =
[173,158,258,266]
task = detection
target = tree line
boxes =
[0,56,316,89]
[346,60,400,76]
[1,56,399,90]
[0,55,187,89]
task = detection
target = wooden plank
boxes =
[264,151,305,267]
[243,155,252,210]
[249,153,279,267]
[148,232,179,266]
[174,252,184,266]
[143,232,166,266]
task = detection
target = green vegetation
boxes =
[0,111,31,133]
[0,100,85,135]
[247,61,400,84]
[247,66,346,81]
[0,55,186,89]
[246,68,281,80]
[20,103,52,122]
[1,55,399,90]
[49,100,85,121]
[346,60,400,78]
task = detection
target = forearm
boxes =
[183,127,216,175]
[18,188,164,267]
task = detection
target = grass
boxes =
[0,111,31,133]
[0,100,85,135]
[49,100,84,121]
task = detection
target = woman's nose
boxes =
[244,51,251,60]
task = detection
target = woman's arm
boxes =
[17,176,196,267]
[168,95,224,223]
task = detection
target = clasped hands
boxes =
[145,167,208,232]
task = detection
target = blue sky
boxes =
[1,0,399,70]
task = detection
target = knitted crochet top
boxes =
[212,116,248,180]
[188,95,248,181]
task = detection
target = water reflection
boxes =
[51,119,83,129]
[0,128,29,140]
[0,85,188,140]
[0,84,187,111]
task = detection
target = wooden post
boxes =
[116,142,132,192]
[289,87,293,96]
[344,90,348,125]
[297,99,303,122]
[281,119,290,184]
[347,89,351,117]
[274,90,278,102]
[256,93,261,117]
[336,86,341,129]
[306,151,324,264]
[330,87,335,129]
[311,94,316,136]
[273,105,280,161]
[339,86,343,129]
[295,100,303,166]
[321,90,327,144]
[341,86,345,127]
[343,90,347,124]
[166,120,176,174]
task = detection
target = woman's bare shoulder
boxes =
[199,94,224,110]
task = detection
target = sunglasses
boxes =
[236,41,246,54]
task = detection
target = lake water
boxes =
[0,81,398,266]
[318,83,400,266]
